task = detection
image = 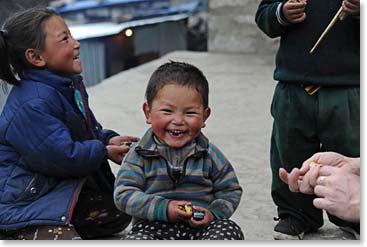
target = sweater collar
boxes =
[134,128,208,158]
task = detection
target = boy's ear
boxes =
[202,107,211,128]
[143,102,152,124]
[25,48,46,68]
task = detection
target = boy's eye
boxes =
[161,109,172,113]
[186,111,198,115]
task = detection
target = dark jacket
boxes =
[255,0,360,86]
[0,69,117,230]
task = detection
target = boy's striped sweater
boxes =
[114,128,243,222]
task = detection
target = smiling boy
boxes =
[113,61,244,240]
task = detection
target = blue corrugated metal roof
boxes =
[69,13,189,40]
[57,0,168,13]
[55,0,202,24]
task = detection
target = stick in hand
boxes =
[309,6,347,54]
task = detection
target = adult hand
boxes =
[188,206,215,228]
[106,144,131,164]
[313,165,360,223]
[108,135,140,146]
[167,200,192,223]
[342,0,360,16]
[279,152,360,194]
[282,0,308,24]
[300,152,360,176]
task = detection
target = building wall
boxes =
[208,0,278,54]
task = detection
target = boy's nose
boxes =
[172,114,185,124]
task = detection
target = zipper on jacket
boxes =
[66,177,86,224]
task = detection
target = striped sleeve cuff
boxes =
[152,198,170,222]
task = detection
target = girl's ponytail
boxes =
[0,29,19,86]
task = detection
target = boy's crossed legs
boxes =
[124,219,244,240]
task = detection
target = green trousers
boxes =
[270,82,360,230]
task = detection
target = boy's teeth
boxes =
[170,130,183,134]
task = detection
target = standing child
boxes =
[114,61,244,240]
[0,7,139,240]
[255,0,360,240]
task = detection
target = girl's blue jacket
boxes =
[0,69,117,230]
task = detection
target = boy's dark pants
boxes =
[270,82,360,231]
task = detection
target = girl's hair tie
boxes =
[0,29,8,38]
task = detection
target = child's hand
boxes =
[283,0,308,24]
[279,162,323,195]
[342,0,360,16]
[188,206,215,228]
[106,144,131,164]
[167,200,192,223]
[107,136,139,164]
[108,135,140,146]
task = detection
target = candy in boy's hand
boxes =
[179,204,205,221]
[192,210,205,221]
[179,204,192,214]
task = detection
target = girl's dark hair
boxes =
[146,61,209,108]
[0,7,59,86]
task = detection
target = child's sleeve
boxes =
[88,110,120,145]
[206,144,243,220]
[255,0,289,38]
[114,150,170,222]
[6,98,107,178]
[100,128,119,145]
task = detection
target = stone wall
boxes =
[208,0,278,54]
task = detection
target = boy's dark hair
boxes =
[145,61,209,108]
[0,7,59,86]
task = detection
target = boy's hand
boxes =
[108,135,140,146]
[167,200,192,223]
[342,0,360,16]
[106,144,131,164]
[188,206,215,228]
[283,0,308,24]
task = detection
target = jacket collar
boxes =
[134,128,208,158]
[21,69,82,98]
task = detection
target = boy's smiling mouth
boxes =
[167,129,187,137]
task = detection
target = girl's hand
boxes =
[107,135,139,164]
[283,0,308,24]
[342,0,360,16]
[106,144,131,164]
[108,135,140,146]
[167,200,192,223]
[188,206,215,228]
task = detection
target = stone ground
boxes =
[87,51,358,241]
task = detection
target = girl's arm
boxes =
[6,98,106,177]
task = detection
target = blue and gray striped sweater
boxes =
[114,128,242,222]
